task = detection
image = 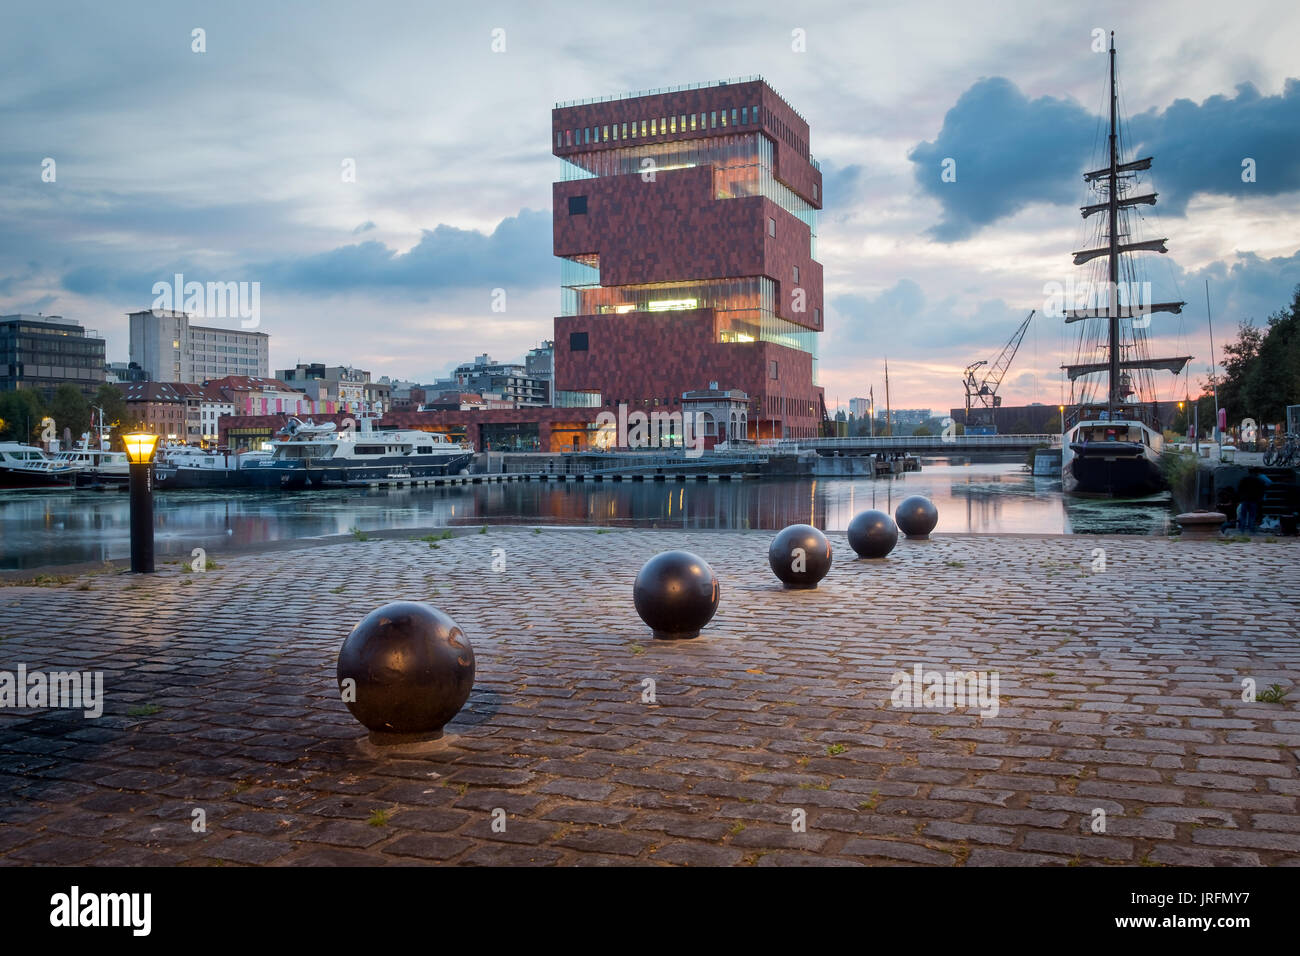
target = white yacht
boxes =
[155,444,272,489]
[0,443,77,489]
[247,411,474,490]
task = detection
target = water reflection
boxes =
[0,464,1174,570]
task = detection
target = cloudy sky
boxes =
[2,0,1297,414]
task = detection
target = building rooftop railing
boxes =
[556,76,764,109]
[556,74,812,130]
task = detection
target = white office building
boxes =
[129,309,269,383]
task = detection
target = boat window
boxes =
[356,445,385,455]
[417,446,432,454]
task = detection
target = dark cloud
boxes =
[908,78,1093,241]
[256,209,553,295]
[1130,80,1300,215]
[910,76,1300,240]
[818,160,868,210]
[56,208,554,301]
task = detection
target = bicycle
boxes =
[1263,433,1299,467]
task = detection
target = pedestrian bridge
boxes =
[738,434,1062,455]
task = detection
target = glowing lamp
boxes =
[123,432,160,464]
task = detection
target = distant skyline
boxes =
[2,0,1298,414]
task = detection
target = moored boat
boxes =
[1058,34,1191,497]
[246,410,474,490]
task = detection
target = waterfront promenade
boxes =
[1,528,1297,866]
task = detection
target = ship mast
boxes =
[1106,31,1120,412]
[1064,33,1192,417]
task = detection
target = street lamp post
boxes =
[123,432,159,573]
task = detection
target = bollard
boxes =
[337,601,475,747]
[632,550,719,640]
[895,495,939,539]
[847,509,899,558]
[767,524,832,589]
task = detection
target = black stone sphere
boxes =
[632,550,720,640]
[846,509,898,559]
[337,601,475,739]
[768,524,832,589]
[895,495,939,539]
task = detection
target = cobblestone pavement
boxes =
[1,528,1298,867]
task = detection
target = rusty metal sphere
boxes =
[337,601,475,738]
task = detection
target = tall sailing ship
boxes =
[1059,33,1191,496]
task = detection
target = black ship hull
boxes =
[155,467,255,490]
[0,468,76,490]
[75,470,130,489]
[1063,442,1166,497]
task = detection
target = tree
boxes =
[0,388,48,443]
[48,384,91,445]
[1215,285,1300,426]
[912,424,932,436]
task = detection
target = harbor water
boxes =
[0,463,1177,571]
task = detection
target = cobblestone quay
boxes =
[1,529,1297,866]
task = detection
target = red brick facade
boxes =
[554,310,820,439]
[552,79,825,440]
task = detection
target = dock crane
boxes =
[962,310,1035,433]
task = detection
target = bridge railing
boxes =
[750,435,1061,451]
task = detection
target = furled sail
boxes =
[1062,356,1192,381]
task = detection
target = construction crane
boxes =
[963,310,1035,433]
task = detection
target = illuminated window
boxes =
[660,117,666,133]
[670,116,676,133]
[612,124,618,141]
[650,119,656,135]
[680,114,686,130]
[565,129,572,146]
[622,122,628,138]
[720,110,727,127]
[641,120,646,136]
[603,126,609,141]
[690,114,696,130]
[711,111,717,128]
[768,217,776,237]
